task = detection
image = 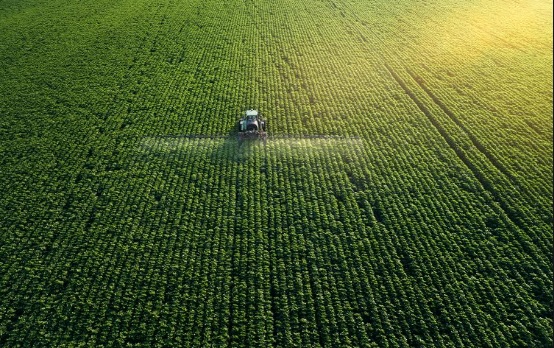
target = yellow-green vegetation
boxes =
[0,0,552,346]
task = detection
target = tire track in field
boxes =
[405,70,520,186]
[408,70,552,224]
[383,63,527,232]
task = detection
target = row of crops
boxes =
[1,0,552,346]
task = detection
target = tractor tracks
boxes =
[383,63,531,234]
[404,69,519,185]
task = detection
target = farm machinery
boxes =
[238,109,267,142]
[144,109,357,147]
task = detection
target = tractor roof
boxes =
[246,110,258,116]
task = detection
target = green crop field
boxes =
[0,0,552,346]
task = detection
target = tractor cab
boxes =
[240,110,264,131]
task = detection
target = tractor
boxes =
[238,109,267,141]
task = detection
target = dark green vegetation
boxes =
[1,0,552,346]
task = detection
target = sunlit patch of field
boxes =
[417,0,553,64]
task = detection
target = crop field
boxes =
[0,0,552,346]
